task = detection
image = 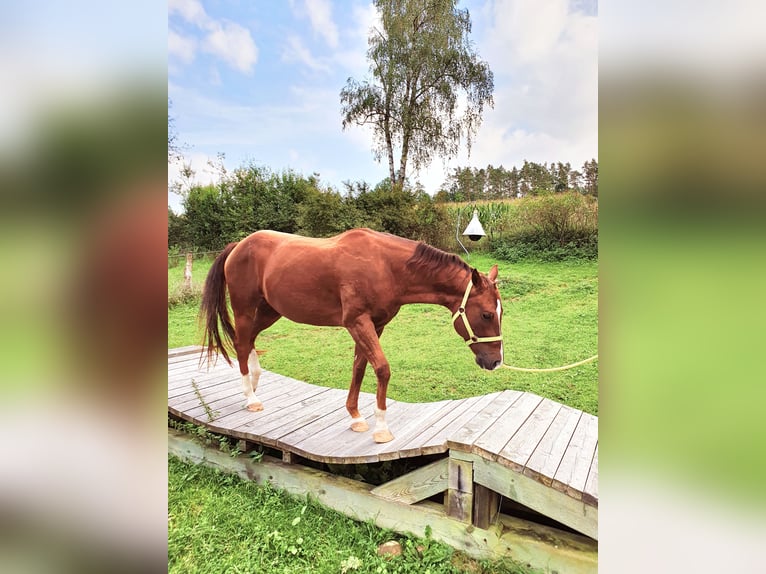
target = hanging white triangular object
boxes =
[462,209,486,241]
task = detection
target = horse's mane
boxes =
[405,242,470,275]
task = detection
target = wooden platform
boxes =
[168,346,598,571]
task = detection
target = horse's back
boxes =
[226,228,416,326]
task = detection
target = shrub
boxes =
[491,192,598,262]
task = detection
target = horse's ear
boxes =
[488,265,498,283]
[471,267,483,289]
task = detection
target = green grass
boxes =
[169,456,536,574]
[169,253,598,415]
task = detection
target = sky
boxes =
[168,0,598,212]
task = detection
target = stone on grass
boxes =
[377,540,402,559]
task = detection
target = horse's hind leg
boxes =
[234,302,281,412]
[347,346,370,432]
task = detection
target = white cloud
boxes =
[304,0,339,48]
[168,0,208,27]
[290,0,340,48]
[168,0,258,73]
[282,35,331,73]
[334,2,379,76]
[168,29,196,64]
[203,20,258,73]
[466,0,597,171]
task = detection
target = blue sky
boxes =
[168,0,597,212]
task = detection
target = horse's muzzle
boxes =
[476,356,502,371]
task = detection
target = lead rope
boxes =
[501,354,598,372]
[454,278,597,372]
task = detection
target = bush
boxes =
[491,192,598,262]
[492,230,598,262]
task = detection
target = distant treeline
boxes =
[169,160,597,261]
[436,159,598,202]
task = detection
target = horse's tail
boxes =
[200,242,239,366]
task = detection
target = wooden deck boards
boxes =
[168,347,598,507]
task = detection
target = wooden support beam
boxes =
[473,483,500,530]
[445,458,473,523]
[371,458,448,505]
[451,450,598,540]
[237,439,256,453]
[169,429,597,573]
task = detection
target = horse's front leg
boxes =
[345,318,393,443]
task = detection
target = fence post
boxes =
[183,253,193,290]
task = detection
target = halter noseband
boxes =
[451,279,504,346]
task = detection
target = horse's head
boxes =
[452,265,504,371]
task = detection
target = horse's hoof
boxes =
[246,402,264,412]
[351,420,369,433]
[373,430,394,443]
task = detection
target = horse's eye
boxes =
[482,312,493,321]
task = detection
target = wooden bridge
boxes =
[168,346,598,572]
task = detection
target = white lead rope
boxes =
[502,354,598,372]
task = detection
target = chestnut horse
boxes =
[200,228,503,443]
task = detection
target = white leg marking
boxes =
[350,415,369,432]
[247,349,262,392]
[374,408,389,432]
[243,350,263,410]
[373,407,393,442]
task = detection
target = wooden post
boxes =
[183,252,193,290]
[473,483,500,529]
[445,458,473,523]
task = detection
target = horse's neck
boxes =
[398,267,469,310]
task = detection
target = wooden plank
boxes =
[451,450,598,540]
[446,390,523,452]
[323,400,454,462]
[582,443,598,507]
[473,483,500,530]
[415,392,500,456]
[274,394,379,461]
[293,400,419,463]
[168,345,203,358]
[237,388,349,445]
[551,413,598,500]
[395,398,471,457]
[472,392,543,459]
[168,367,244,396]
[523,406,582,486]
[169,429,598,573]
[167,354,209,371]
[445,458,473,523]
[174,372,296,421]
[370,458,449,505]
[497,398,562,472]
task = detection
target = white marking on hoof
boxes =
[373,429,394,443]
[246,394,263,412]
[350,417,369,432]
[373,407,392,442]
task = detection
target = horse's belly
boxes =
[276,304,343,327]
[263,277,344,327]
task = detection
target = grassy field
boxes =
[168,250,597,573]
[169,457,537,574]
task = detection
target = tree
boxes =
[582,159,598,196]
[340,0,493,189]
